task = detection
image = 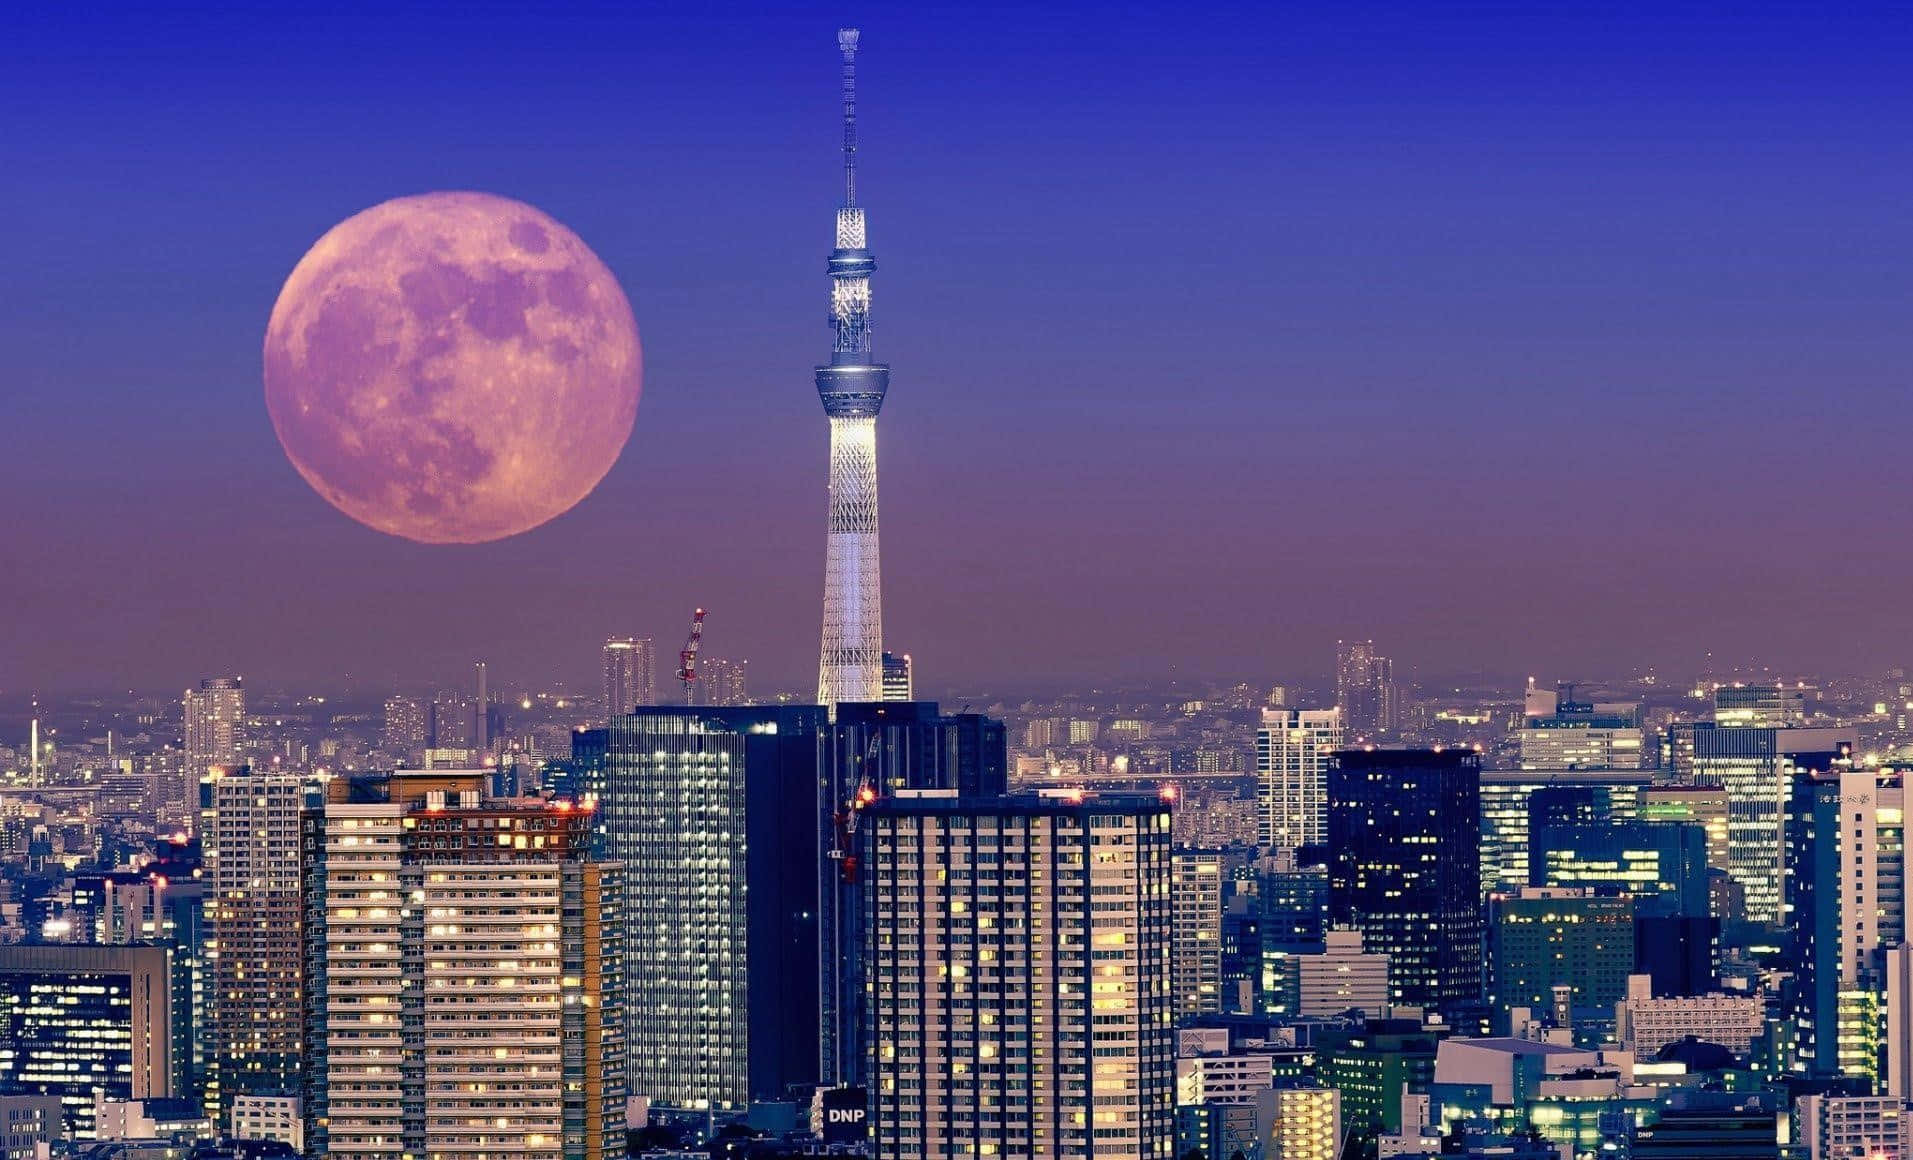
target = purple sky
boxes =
[4,2,1913,696]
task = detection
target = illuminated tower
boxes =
[816,27,889,709]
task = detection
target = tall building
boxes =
[1478,770,1650,892]
[815,28,890,708]
[861,790,1176,1159]
[0,945,172,1138]
[380,694,426,756]
[1529,819,1710,917]
[696,656,750,706]
[881,651,912,701]
[1714,683,1810,727]
[1328,749,1483,1012]
[200,765,311,1118]
[602,636,655,714]
[302,771,625,1160]
[604,706,829,1109]
[1335,640,1395,737]
[1489,888,1636,1015]
[1690,723,1851,924]
[818,701,1008,1088]
[182,677,244,809]
[1255,707,1343,851]
[1786,767,1882,1080]
[1887,945,1913,1100]
[1279,929,1391,1018]
[1172,850,1224,1015]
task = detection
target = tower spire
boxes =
[839,28,859,207]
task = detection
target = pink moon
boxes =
[263,192,642,544]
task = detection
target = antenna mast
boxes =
[839,28,859,207]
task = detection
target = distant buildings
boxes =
[1255,707,1343,851]
[1328,749,1483,1012]
[881,651,912,702]
[861,790,1175,1159]
[601,636,655,714]
[182,678,244,809]
[1335,640,1396,737]
[378,694,426,757]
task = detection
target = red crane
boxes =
[676,608,706,704]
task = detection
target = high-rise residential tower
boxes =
[1335,641,1396,737]
[602,637,655,714]
[200,765,312,1120]
[302,771,625,1160]
[816,28,889,708]
[1255,707,1344,850]
[183,677,245,797]
[860,790,1176,1159]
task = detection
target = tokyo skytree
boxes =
[815,28,888,709]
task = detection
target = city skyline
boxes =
[9,4,1913,693]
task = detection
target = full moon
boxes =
[263,191,641,544]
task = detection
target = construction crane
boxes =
[676,608,707,704]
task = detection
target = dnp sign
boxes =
[822,1086,868,1144]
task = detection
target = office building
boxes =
[1786,767,1882,1080]
[1328,749,1484,1011]
[1281,928,1391,1018]
[0,1094,62,1159]
[1336,640,1396,737]
[200,766,312,1117]
[1317,1021,1440,1156]
[1479,770,1648,890]
[861,790,1176,1159]
[1529,819,1710,917]
[881,651,912,701]
[1689,724,1852,925]
[605,705,829,1108]
[1633,914,1719,997]
[1639,786,1732,882]
[1172,850,1223,1015]
[1489,888,1635,1015]
[302,771,625,1160]
[1255,707,1343,851]
[0,945,172,1138]
[1517,696,1644,771]
[602,636,655,714]
[1714,684,1810,727]
[818,701,1008,1087]
[815,28,890,708]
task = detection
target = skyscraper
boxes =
[603,706,829,1109]
[182,677,244,805]
[380,693,427,756]
[602,637,655,714]
[1328,748,1484,1012]
[1335,641,1396,737]
[1786,767,1882,1080]
[1255,707,1343,850]
[302,771,625,1160]
[817,701,1008,1088]
[199,765,312,1120]
[816,28,889,708]
[861,790,1176,1159]
[1690,724,1852,925]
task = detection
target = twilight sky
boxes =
[4,1,1913,696]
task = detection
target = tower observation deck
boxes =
[816,27,889,709]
